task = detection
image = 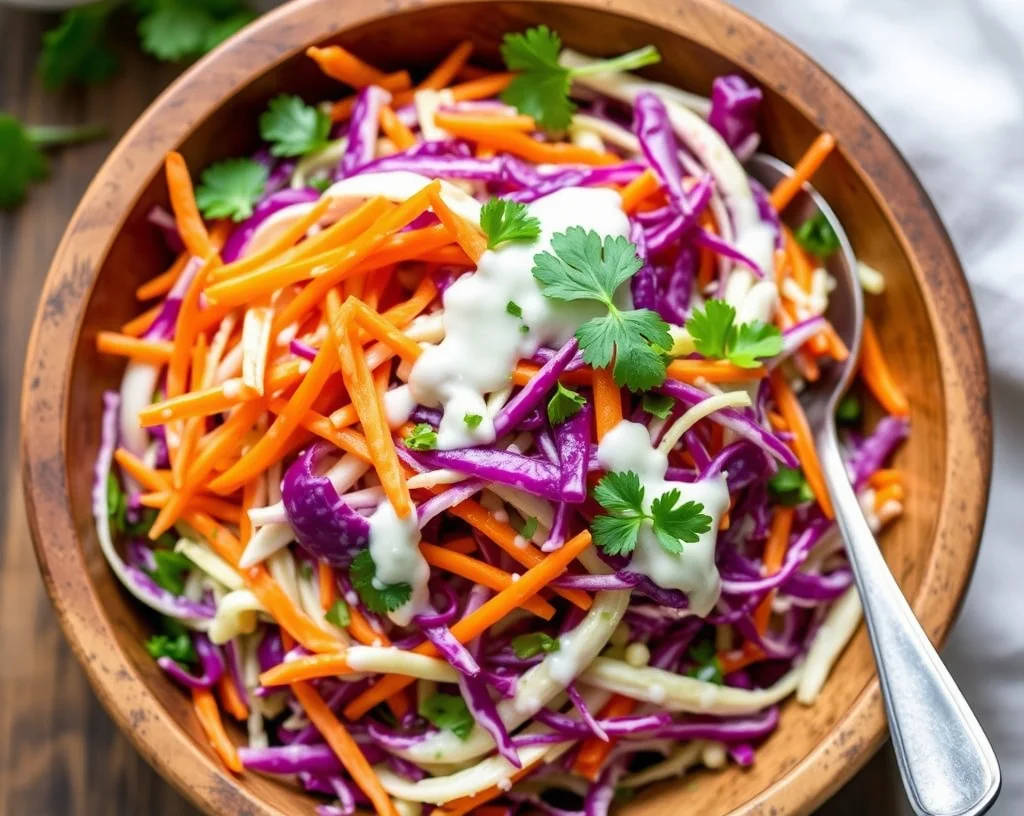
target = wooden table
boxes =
[0,6,902,814]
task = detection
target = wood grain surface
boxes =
[2,3,910,815]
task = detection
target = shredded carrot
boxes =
[318,562,337,612]
[592,367,623,441]
[860,318,909,417]
[96,332,173,365]
[341,532,594,718]
[437,118,619,166]
[753,506,795,634]
[426,188,487,263]
[512,362,592,387]
[448,72,515,102]
[165,152,214,259]
[770,370,834,518]
[217,674,249,721]
[306,45,388,87]
[291,681,399,816]
[350,300,423,363]
[620,169,661,212]
[167,255,219,400]
[573,695,636,779]
[783,226,814,291]
[138,491,242,525]
[347,606,387,647]
[697,212,718,291]
[121,303,162,338]
[668,359,768,384]
[420,542,555,619]
[420,40,474,90]
[261,653,350,685]
[433,761,541,816]
[770,133,837,212]
[444,535,477,555]
[379,105,417,150]
[191,687,242,773]
[329,70,415,119]
[137,253,189,301]
[874,482,905,510]
[434,111,537,132]
[717,645,764,676]
[867,468,901,490]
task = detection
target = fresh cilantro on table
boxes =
[349,550,412,616]
[146,549,194,595]
[404,423,438,451]
[685,298,782,368]
[500,26,661,132]
[145,631,197,665]
[0,116,106,209]
[519,516,539,540]
[591,470,712,557]
[194,157,268,221]
[463,413,484,430]
[641,392,675,420]
[533,227,671,391]
[794,212,840,259]
[511,632,560,659]
[686,640,724,685]
[419,693,475,740]
[325,599,351,628]
[259,94,332,157]
[546,381,586,425]
[137,0,255,62]
[37,3,120,90]
[767,466,814,506]
[479,198,542,249]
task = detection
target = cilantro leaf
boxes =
[794,212,840,259]
[419,693,475,740]
[106,473,128,534]
[500,26,660,132]
[593,470,646,516]
[768,466,814,506]
[463,413,483,430]
[650,491,712,549]
[37,4,119,90]
[506,301,523,318]
[145,632,197,665]
[138,2,215,61]
[405,423,438,451]
[836,394,861,424]
[350,550,412,616]
[590,514,643,557]
[519,516,538,540]
[686,641,723,684]
[511,632,560,658]
[194,158,267,221]
[642,392,675,420]
[686,298,782,368]
[533,228,669,391]
[146,549,193,595]
[480,197,542,249]
[260,94,332,158]
[547,382,586,425]
[325,599,351,628]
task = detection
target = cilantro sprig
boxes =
[767,466,814,507]
[500,26,661,131]
[511,632,560,659]
[404,423,438,451]
[194,158,268,221]
[641,392,675,420]
[325,599,351,628]
[591,471,712,557]
[685,299,782,369]
[146,549,194,595]
[419,693,475,740]
[547,382,586,425]
[794,212,840,259]
[259,94,332,158]
[145,632,197,665]
[463,413,483,430]
[349,550,412,616]
[533,228,671,391]
[480,198,541,249]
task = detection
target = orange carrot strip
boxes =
[208,343,339,495]
[420,542,555,619]
[783,226,814,291]
[420,40,474,90]
[512,362,593,388]
[867,469,901,490]
[434,111,536,132]
[348,606,388,647]
[121,303,162,338]
[455,64,489,81]
[137,254,189,301]
[620,169,661,212]
[138,491,242,525]
[344,531,593,718]
[770,133,837,212]
[379,105,417,150]
[352,223,458,274]
[318,562,337,612]
[261,653,351,685]
[167,255,219,399]
[191,687,242,773]
[306,45,388,87]
[860,318,909,417]
[291,682,400,816]
[592,367,623,442]
[350,300,424,363]
[433,761,541,816]
[270,400,371,462]
[426,188,487,263]
[874,483,905,510]
[770,370,834,519]
[753,506,795,634]
[165,152,214,259]
[667,359,768,384]
[448,72,515,102]
[819,320,849,362]
[717,645,764,676]
[217,674,249,721]
[330,71,415,120]
[437,119,619,166]
[574,695,636,780]
[96,332,173,365]
[246,564,342,653]
[444,535,476,555]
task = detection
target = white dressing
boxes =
[367,500,429,627]
[407,186,630,448]
[597,420,729,615]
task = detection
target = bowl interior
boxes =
[29,2,982,815]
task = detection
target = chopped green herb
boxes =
[794,212,840,259]
[686,641,724,685]
[768,466,815,506]
[836,393,861,424]
[419,693,475,740]
[37,3,119,90]
[299,560,314,580]
[641,392,675,420]
[325,599,351,628]
[511,632,560,659]
[350,550,412,616]
[106,473,128,533]
[309,176,332,193]
[405,423,438,451]
[506,300,523,319]
[146,549,193,595]
[137,0,254,62]
[685,298,782,368]
[194,157,268,221]
[500,26,661,132]
[591,471,712,557]
[519,516,539,540]
[145,632,197,665]
[463,413,483,430]
[259,94,332,158]
[480,198,542,249]
[533,227,671,391]
[546,381,586,425]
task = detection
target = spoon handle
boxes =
[818,433,1000,816]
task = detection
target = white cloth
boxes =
[729,1,1024,812]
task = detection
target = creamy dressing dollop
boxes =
[407,187,631,449]
[597,420,729,615]
[367,500,429,627]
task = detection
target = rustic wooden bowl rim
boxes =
[21,0,991,814]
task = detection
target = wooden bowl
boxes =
[20,0,991,813]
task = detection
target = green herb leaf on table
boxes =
[500,26,661,132]
[533,228,671,391]
[146,549,193,595]
[767,466,814,506]
[547,382,586,425]
[794,212,840,259]
[512,632,560,659]
[145,632,197,665]
[260,94,332,158]
[463,413,483,430]
[325,599,351,628]
[405,423,438,451]
[194,158,268,221]
[137,0,254,63]
[349,550,412,616]
[685,298,782,369]
[479,198,542,249]
[37,4,119,90]
[641,392,675,420]
[419,693,475,740]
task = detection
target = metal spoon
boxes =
[747,153,1000,816]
